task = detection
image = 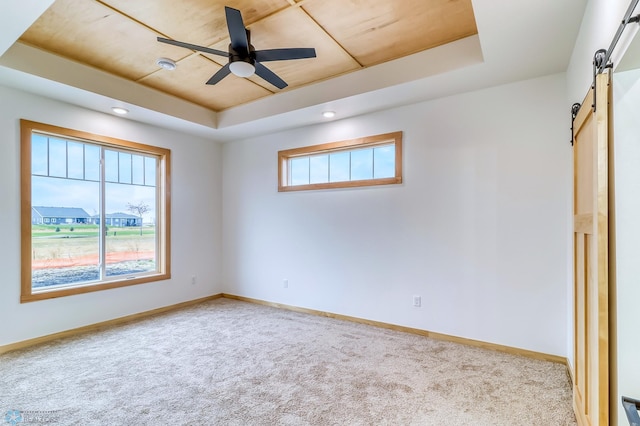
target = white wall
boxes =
[0,84,223,347]
[223,73,571,356]
[612,68,640,426]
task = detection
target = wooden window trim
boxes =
[278,131,403,192]
[20,119,171,302]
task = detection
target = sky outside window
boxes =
[290,149,391,185]
[309,155,329,184]
[132,155,144,185]
[48,138,67,178]
[290,157,310,186]
[67,142,84,180]
[350,148,373,181]
[329,152,350,182]
[85,144,100,181]
[31,137,158,222]
[119,152,132,184]
[144,157,156,186]
[31,134,48,175]
[105,149,119,183]
[373,145,395,178]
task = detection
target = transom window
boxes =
[21,120,171,302]
[278,131,402,191]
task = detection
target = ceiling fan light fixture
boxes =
[156,57,177,71]
[111,107,129,115]
[322,111,336,118]
[229,60,255,77]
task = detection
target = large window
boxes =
[21,120,171,302]
[278,131,402,191]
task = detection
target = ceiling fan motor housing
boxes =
[228,43,255,64]
[228,42,256,77]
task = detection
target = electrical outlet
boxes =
[283,279,289,288]
[413,295,421,307]
[191,276,197,285]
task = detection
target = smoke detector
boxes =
[156,57,177,71]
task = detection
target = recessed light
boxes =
[111,107,129,115]
[322,111,336,118]
[156,57,177,71]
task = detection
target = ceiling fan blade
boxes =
[254,62,287,89]
[206,63,232,85]
[157,37,228,58]
[225,6,249,51]
[254,48,317,62]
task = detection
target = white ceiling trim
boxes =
[0,42,217,129]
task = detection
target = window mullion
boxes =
[372,147,376,178]
[155,158,161,271]
[99,148,106,280]
[46,137,50,176]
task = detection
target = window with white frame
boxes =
[20,120,171,302]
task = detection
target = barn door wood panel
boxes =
[572,71,610,426]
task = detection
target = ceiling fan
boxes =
[157,6,317,89]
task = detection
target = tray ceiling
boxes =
[18,0,477,112]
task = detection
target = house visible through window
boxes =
[21,120,171,302]
[278,131,402,191]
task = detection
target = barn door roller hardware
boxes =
[591,48,609,113]
[572,0,640,144]
[591,0,640,112]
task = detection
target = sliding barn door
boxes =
[572,71,610,426]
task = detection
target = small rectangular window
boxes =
[21,120,171,303]
[278,131,402,192]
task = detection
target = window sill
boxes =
[21,272,171,303]
[278,176,402,192]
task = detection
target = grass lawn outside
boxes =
[31,224,155,265]
[30,225,157,288]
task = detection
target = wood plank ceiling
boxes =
[19,0,477,112]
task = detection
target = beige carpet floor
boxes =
[0,298,576,425]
